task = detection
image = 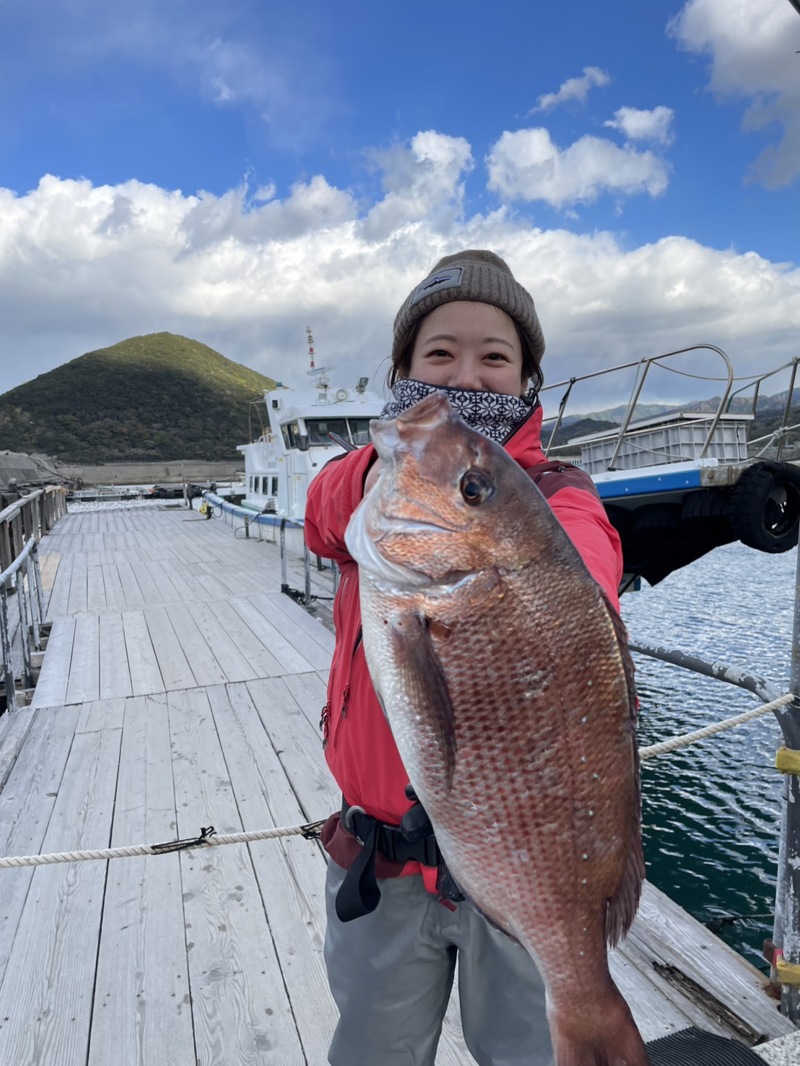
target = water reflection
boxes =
[620,543,796,970]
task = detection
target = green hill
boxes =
[0,333,276,462]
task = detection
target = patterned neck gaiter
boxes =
[379,380,538,446]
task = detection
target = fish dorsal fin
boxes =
[390,611,457,789]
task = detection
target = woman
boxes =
[304,249,623,1065]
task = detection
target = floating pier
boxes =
[0,506,796,1064]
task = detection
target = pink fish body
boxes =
[345,392,647,1066]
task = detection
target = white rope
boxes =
[0,693,795,871]
[639,693,795,761]
[0,820,327,870]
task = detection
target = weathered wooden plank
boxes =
[203,599,285,679]
[207,682,336,1064]
[0,727,121,1066]
[75,695,127,734]
[146,559,186,604]
[247,594,334,670]
[44,551,73,621]
[168,687,306,1064]
[86,558,107,612]
[231,598,318,675]
[114,555,146,608]
[185,600,261,683]
[244,677,338,823]
[260,591,336,657]
[624,883,794,1041]
[99,612,133,700]
[128,557,164,609]
[0,706,81,976]
[100,560,127,611]
[65,612,100,704]
[0,705,37,792]
[142,606,196,690]
[89,694,195,1066]
[164,603,228,687]
[30,616,76,709]
[121,610,165,696]
[38,551,60,595]
[66,551,88,614]
[281,671,331,738]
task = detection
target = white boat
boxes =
[540,345,800,592]
[211,332,383,548]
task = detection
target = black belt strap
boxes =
[335,800,441,922]
[335,814,381,923]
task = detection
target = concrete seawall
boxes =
[54,459,242,486]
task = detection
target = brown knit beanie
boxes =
[391,249,545,373]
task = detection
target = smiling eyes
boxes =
[426,348,510,363]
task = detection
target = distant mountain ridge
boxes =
[549,387,800,452]
[569,388,800,426]
[0,333,276,463]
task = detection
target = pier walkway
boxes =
[0,505,795,1064]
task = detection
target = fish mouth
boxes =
[346,505,476,592]
[345,504,431,589]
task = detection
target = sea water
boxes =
[620,542,796,972]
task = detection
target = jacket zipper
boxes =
[330,627,362,752]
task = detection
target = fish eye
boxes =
[459,469,494,506]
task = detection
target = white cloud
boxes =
[0,154,797,413]
[604,106,675,146]
[486,129,669,207]
[362,131,474,240]
[535,67,611,111]
[670,0,800,187]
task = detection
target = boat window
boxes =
[306,418,349,446]
[254,476,262,494]
[271,477,279,496]
[249,476,255,492]
[283,422,303,449]
[348,418,373,446]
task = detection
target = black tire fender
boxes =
[729,460,800,553]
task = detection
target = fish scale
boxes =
[346,391,648,1066]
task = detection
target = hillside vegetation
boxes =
[0,333,276,462]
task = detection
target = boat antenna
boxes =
[306,325,336,390]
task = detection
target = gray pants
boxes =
[324,860,554,1066]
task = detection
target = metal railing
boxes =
[0,487,67,713]
[540,348,799,469]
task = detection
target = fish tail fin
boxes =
[551,987,648,1066]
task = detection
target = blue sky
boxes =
[1,0,799,410]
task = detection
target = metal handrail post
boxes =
[543,377,577,458]
[26,554,42,652]
[31,542,45,627]
[16,564,32,689]
[303,545,312,607]
[279,519,289,595]
[776,360,798,463]
[607,360,649,470]
[0,586,15,714]
[773,543,800,1021]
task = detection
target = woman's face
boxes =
[407,301,525,397]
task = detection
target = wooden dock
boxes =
[0,504,796,1064]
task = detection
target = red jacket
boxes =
[304,405,623,881]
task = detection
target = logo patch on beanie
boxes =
[410,266,463,306]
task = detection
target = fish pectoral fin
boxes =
[390,611,457,789]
